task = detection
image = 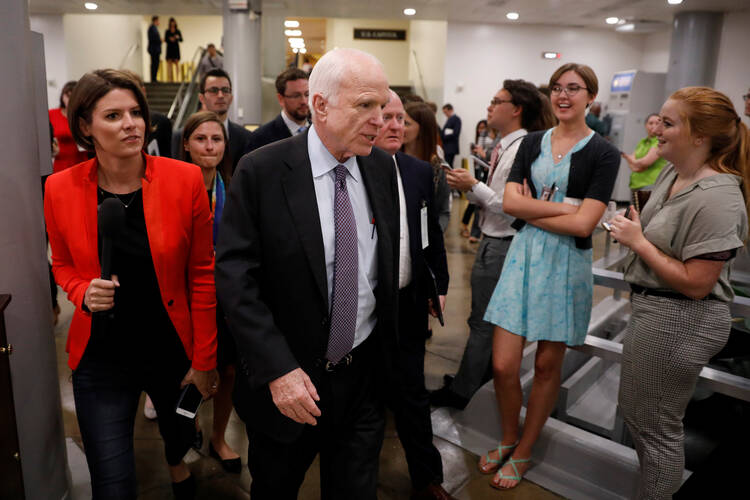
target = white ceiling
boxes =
[29,0,750,29]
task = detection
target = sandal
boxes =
[477,441,518,474]
[490,456,531,490]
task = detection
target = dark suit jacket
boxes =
[246,114,293,153]
[216,132,400,442]
[148,111,172,158]
[395,152,449,311]
[147,24,161,55]
[441,114,462,156]
[226,120,253,176]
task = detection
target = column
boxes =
[665,11,723,96]
[0,1,70,499]
[223,0,263,125]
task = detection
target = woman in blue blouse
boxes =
[477,63,619,489]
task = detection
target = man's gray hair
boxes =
[308,48,384,116]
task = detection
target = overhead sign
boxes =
[354,29,407,41]
[611,70,636,92]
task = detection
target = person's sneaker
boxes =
[429,386,469,410]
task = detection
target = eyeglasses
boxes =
[204,86,232,95]
[743,94,750,101]
[550,84,588,96]
[490,98,513,106]
[283,92,310,100]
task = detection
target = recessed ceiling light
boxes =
[300,48,307,54]
[292,48,299,53]
[84,2,98,9]
[284,20,300,28]
[606,17,619,25]
[404,8,416,16]
[667,0,683,4]
[506,12,520,21]
[616,23,635,31]
[284,29,302,37]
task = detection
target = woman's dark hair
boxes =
[59,81,77,109]
[67,69,150,152]
[503,79,557,131]
[182,111,230,181]
[475,119,488,143]
[168,17,178,30]
[403,102,440,163]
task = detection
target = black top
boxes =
[508,130,620,249]
[88,188,180,362]
[165,29,183,60]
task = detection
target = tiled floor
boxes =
[55,198,573,499]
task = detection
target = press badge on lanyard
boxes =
[420,202,429,249]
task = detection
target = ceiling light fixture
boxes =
[506,12,519,20]
[300,48,307,54]
[84,2,98,9]
[606,17,619,25]
[292,48,299,53]
[616,23,635,31]
[284,29,302,37]
[542,52,561,59]
[284,20,300,28]
[404,8,416,16]
[667,0,683,4]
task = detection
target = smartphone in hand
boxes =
[175,384,203,419]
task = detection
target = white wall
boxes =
[326,18,411,86]
[139,15,223,80]
[63,14,143,80]
[29,15,68,109]
[715,11,750,125]
[640,31,671,73]
[408,20,446,104]
[443,22,647,159]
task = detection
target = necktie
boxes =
[486,141,504,186]
[296,125,308,135]
[326,165,359,363]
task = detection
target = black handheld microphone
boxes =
[98,198,126,281]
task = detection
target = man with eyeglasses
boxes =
[195,68,252,175]
[247,68,310,153]
[432,80,551,410]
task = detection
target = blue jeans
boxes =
[72,341,194,499]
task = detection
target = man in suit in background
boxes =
[440,103,461,168]
[147,16,161,82]
[374,90,452,500]
[216,48,399,500]
[197,68,252,176]
[246,68,310,153]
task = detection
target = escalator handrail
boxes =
[167,46,206,123]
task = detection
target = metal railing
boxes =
[118,42,139,70]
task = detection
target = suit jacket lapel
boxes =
[395,153,420,257]
[359,153,397,266]
[281,134,328,308]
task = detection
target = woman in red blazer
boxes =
[44,69,217,500]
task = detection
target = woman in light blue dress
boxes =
[477,64,619,490]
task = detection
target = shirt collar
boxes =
[281,109,307,135]
[499,128,527,150]
[307,124,360,183]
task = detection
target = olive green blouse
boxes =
[623,164,748,302]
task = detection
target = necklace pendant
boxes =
[556,153,563,159]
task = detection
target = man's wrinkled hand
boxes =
[269,368,321,425]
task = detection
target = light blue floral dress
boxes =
[484,129,595,346]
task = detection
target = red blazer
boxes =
[44,154,217,371]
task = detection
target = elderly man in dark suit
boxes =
[374,90,452,500]
[247,68,310,152]
[216,48,399,500]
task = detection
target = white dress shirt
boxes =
[281,110,308,136]
[466,128,527,238]
[307,125,378,349]
[394,156,412,289]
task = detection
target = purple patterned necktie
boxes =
[326,164,359,363]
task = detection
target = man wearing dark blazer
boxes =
[246,68,310,153]
[440,103,462,168]
[374,91,452,500]
[197,68,252,176]
[216,48,399,500]
[147,16,161,82]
